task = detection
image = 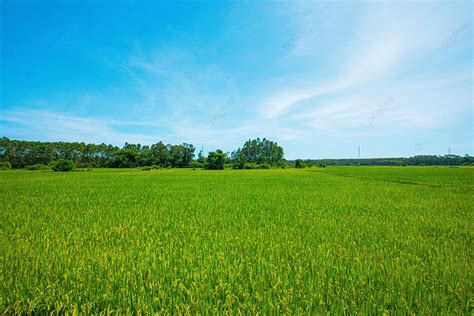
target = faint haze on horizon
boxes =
[0,0,472,159]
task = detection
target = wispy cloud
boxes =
[0,109,165,145]
[1,1,471,158]
[258,1,472,140]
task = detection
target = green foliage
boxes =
[25,164,50,170]
[0,167,472,313]
[294,159,305,168]
[190,161,204,169]
[0,161,12,170]
[0,137,195,169]
[3,137,472,169]
[205,150,227,170]
[243,162,259,169]
[111,147,139,168]
[196,149,205,163]
[277,161,291,169]
[232,137,284,168]
[141,165,162,171]
[74,168,91,172]
[258,162,272,169]
[170,143,195,168]
[51,159,75,172]
[305,154,474,166]
[231,154,247,169]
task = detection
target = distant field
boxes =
[1,167,472,313]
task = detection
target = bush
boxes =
[258,163,272,169]
[52,159,75,172]
[295,159,306,168]
[205,150,226,170]
[232,161,245,169]
[0,161,12,170]
[315,163,326,168]
[141,165,162,171]
[191,161,204,169]
[244,162,258,169]
[277,161,291,169]
[25,164,50,170]
[72,168,90,172]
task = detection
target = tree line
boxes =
[1,137,472,170]
[0,137,286,170]
[303,155,474,166]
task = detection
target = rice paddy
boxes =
[1,167,472,313]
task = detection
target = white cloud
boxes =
[258,1,472,138]
[0,110,165,145]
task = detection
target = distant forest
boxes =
[0,137,472,169]
[303,156,474,166]
[0,137,284,169]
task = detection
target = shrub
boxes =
[52,159,75,172]
[0,161,12,170]
[232,161,246,169]
[258,163,272,169]
[278,161,291,169]
[72,168,90,172]
[142,167,151,171]
[25,164,50,170]
[205,150,227,170]
[295,159,306,168]
[316,163,326,168]
[244,162,258,169]
[191,161,204,169]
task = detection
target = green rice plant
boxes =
[0,167,472,314]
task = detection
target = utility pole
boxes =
[448,147,451,156]
[358,146,361,166]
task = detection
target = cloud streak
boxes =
[1,1,472,158]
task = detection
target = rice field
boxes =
[1,167,473,313]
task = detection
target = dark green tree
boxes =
[206,150,227,170]
[170,143,195,168]
[232,138,284,168]
[294,159,305,168]
[197,149,205,163]
[52,159,75,171]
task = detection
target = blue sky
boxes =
[0,0,472,159]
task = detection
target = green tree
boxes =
[232,138,284,168]
[170,143,195,168]
[110,148,139,168]
[295,159,305,168]
[197,149,205,163]
[52,159,75,171]
[150,141,170,167]
[206,150,227,170]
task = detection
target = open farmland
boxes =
[1,167,473,313]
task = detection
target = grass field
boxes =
[1,167,473,313]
